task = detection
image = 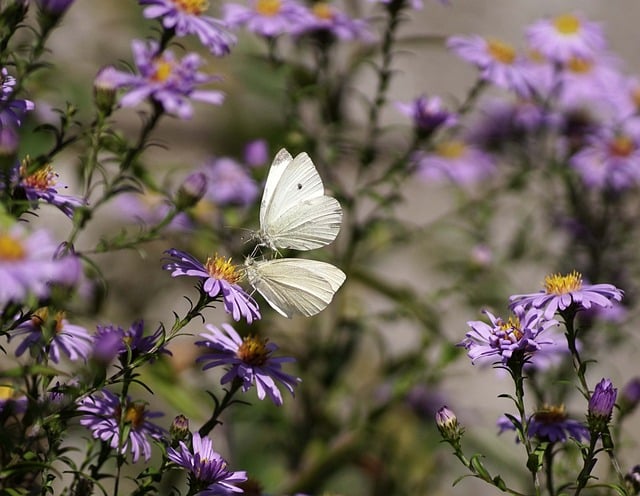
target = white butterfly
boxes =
[244,256,346,318]
[256,148,342,252]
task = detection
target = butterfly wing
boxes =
[245,258,346,318]
[259,150,341,250]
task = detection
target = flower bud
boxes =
[435,405,464,442]
[93,66,120,116]
[588,378,617,433]
[175,172,207,209]
[170,415,190,444]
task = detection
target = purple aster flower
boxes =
[167,432,247,494]
[196,323,300,406]
[123,319,171,360]
[0,68,34,129]
[78,389,165,462]
[202,156,259,207]
[92,324,126,363]
[110,40,224,119]
[163,249,261,323]
[0,224,81,306]
[223,0,311,37]
[15,161,85,217]
[528,405,590,443]
[509,270,624,319]
[569,130,640,191]
[395,95,457,136]
[461,306,558,366]
[588,378,617,425]
[13,308,92,363]
[621,377,640,407]
[244,139,269,167]
[447,35,533,97]
[526,12,606,64]
[292,3,373,42]
[139,0,236,56]
[0,385,27,415]
[498,405,590,444]
[414,140,496,186]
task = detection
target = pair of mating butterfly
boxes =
[245,148,345,318]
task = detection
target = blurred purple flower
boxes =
[13,308,92,363]
[570,130,640,191]
[461,306,558,365]
[0,224,80,306]
[447,35,532,97]
[0,68,34,128]
[0,385,27,415]
[196,323,300,406]
[244,139,269,167]
[414,140,496,186]
[509,270,624,319]
[113,192,192,231]
[163,249,261,323]
[202,156,258,207]
[111,40,224,119]
[526,12,606,64]
[139,0,236,56]
[79,389,165,462]
[92,324,126,363]
[92,320,169,364]
[167,432,247,494]
[395,95,457,136]
[36,0,74,15]
[224,0,311,37]
[498,405,590,444]
[292,3,372,42]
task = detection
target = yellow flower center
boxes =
[172,0,209,15]
[609,135,634,157]
[487,38,516,65]
[544,270,583,295]
[312,2,334,20]
[435,140,466,159]
[553,14,581,35]
[0,233,26,261]
[255,0,281,16]
[152,58,174,83]
[237,335,270,365]
[498,316,523,340]
[205,254,241,284]
[20,164,57,191]
[533,404,568,423]
[124,403,146,429]
[566,57,593,74]
[0,385,16,401]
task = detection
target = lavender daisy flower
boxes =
[13,308,92,363]
[78,389,165,462]
[526,13,606,64]
[528,405,590,443]
[461,306,558,366]
[163,249,261,323]
[0,68,34,129]
[202,156,259,207]
[292,3,373,42]
[111,40,224,119]
[15,161,84,217]
[414,140,496,186]
[167,432,247,494]
[509,270,624,319]
[395,94,457,136]
[223,0,311,37]
[0,224,81,306]
[570,130,640,191]
[92,324,126,363]
[196,323,300,406]
[447,35,532,97]
[139,0,236,56]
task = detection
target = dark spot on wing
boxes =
[297,183,303,190]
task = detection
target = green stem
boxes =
[574,435,598,496]
[198,380,243,437]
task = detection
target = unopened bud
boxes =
[93,66,120,116]
[175,172,207,209]
[436,405,464,442]
[587,378,617,433]
[170,414,190,444]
